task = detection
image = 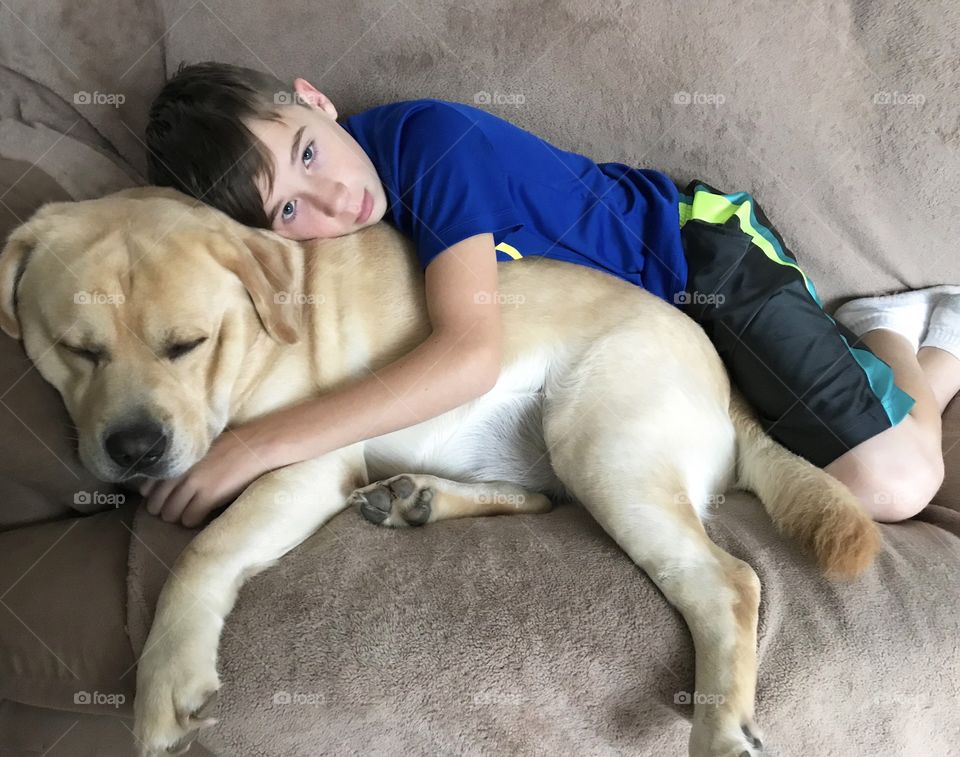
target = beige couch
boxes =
[2,1,959,755]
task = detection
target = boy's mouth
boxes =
[355,188,373,224]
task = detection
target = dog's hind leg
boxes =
[554,461,763,757]
[542,325,763,756]
[350,473,552,527]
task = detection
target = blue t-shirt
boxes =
[341,98,687,302]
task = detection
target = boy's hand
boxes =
[139,421,279,528]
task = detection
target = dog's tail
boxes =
[729,388,880,579]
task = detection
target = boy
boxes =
[141,62,960,528]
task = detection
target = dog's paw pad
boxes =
[190,689,219,722]
[403,487,433,525]
[351,475,434,527]
[691,717,764,757]
[741,723,762,750]
[352,485,392,523]
[166,731,198,754]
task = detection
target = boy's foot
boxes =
[833,285,960,352]
[919,290,960,361]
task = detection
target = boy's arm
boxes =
[144,232,503,525]
[258,231,503,466]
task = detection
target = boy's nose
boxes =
[309,182,349,218]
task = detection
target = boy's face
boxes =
[247,78,387,241]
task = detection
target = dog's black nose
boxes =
[104,422,168,470]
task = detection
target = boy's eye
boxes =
[279,141,316,223]
[302,141,314,166]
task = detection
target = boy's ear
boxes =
[293,78,337,119]
[212,228,303,345]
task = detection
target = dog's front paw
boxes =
[134,645,221,756]
[349,474,434,527]
[690,717,764,757]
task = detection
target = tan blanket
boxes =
[125,483,960,756]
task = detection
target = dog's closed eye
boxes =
[62,343,105,365]
[166,336,208,361]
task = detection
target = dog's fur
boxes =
[0,186,880,756]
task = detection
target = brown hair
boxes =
[145,61,308,228]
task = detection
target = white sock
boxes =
[919,292,960,361]
[833,285,960,352]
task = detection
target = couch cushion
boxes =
[0,0,168,178]
[0,699,218,757]
[0,159,72,245]
[0,505,136,716]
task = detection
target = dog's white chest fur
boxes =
[363,349,565,496]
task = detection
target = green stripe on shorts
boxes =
[679,182,915,431]
[679,183,820,304]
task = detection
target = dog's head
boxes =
[0,186,302,483]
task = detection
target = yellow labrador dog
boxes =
[0,186,878,757]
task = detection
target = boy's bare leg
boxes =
[918,345,960,415]
[827,289,960,522]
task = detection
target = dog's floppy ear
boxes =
[213,228,302,345]
[0,220,41,340]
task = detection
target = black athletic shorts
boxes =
[675,180,914,468]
